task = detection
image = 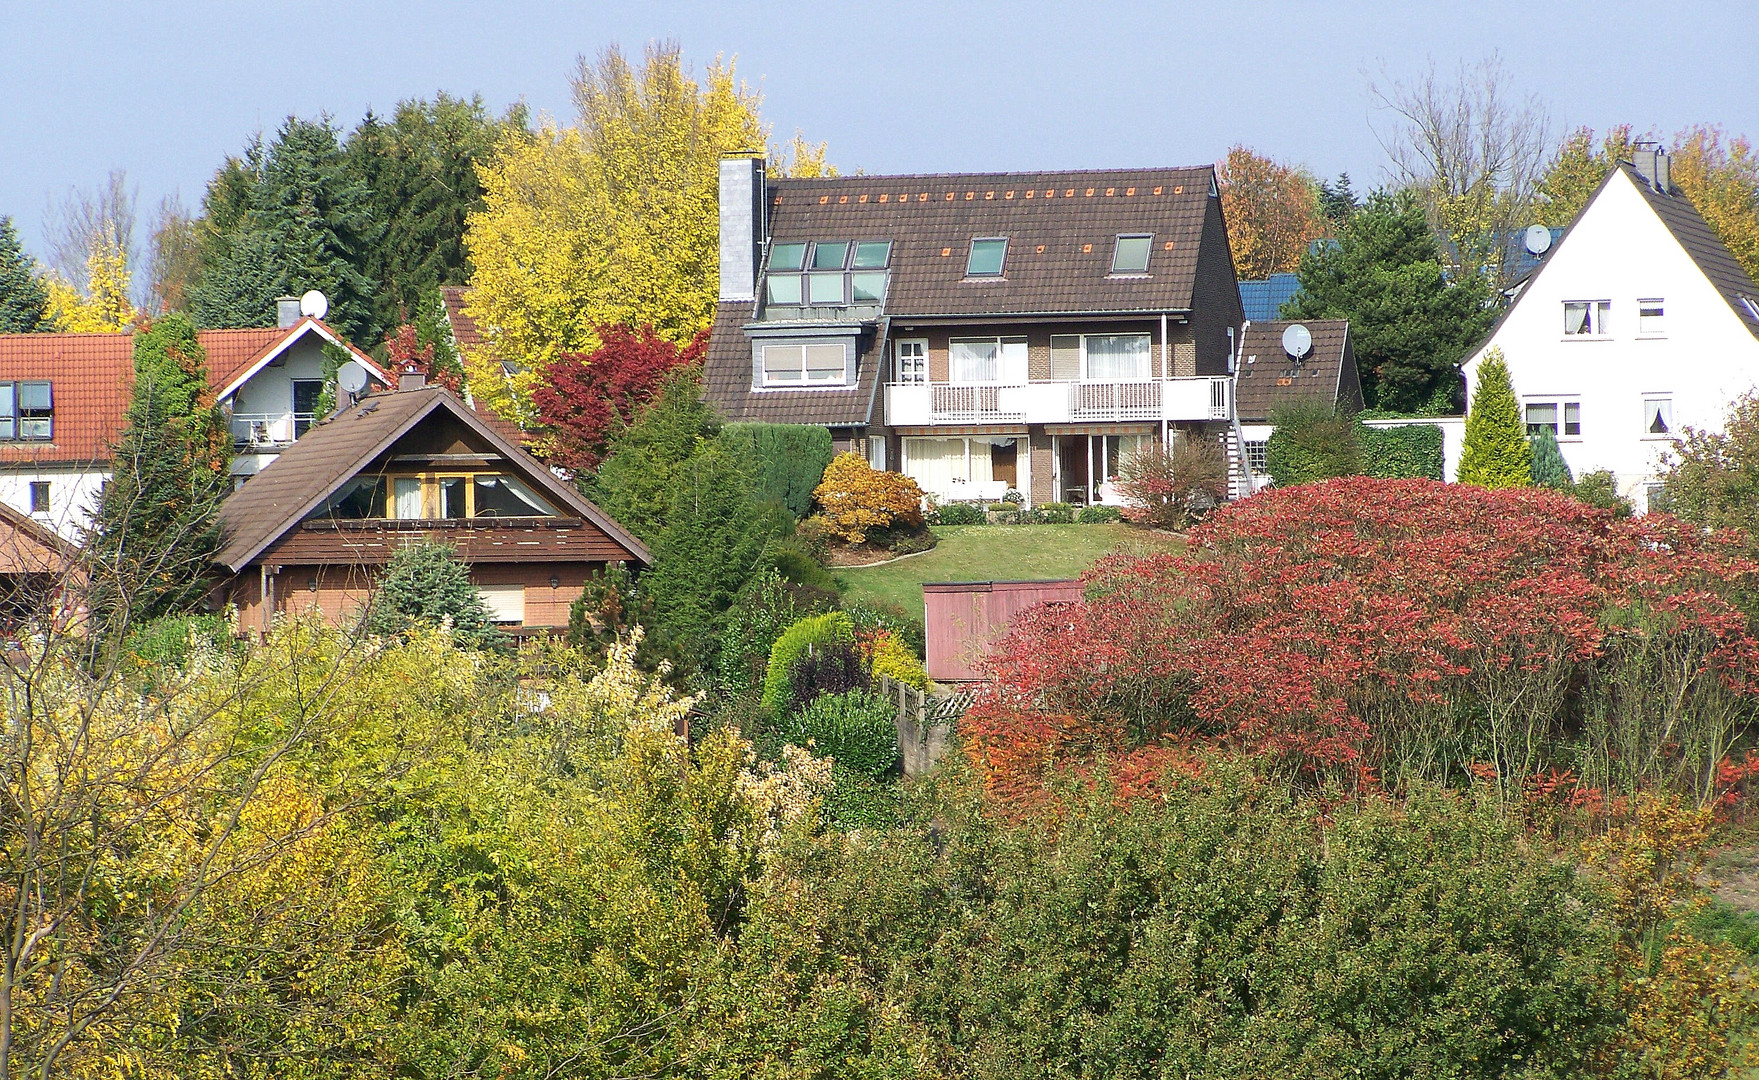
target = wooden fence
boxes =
[879,674,971,777]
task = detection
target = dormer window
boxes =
[811,241,850,270]
[763,240,890,309]
[769,243,807,271]
[0,381,52,441]
[966,238,1008,277]
[1111,234,1153,275]
[852,241,891,268]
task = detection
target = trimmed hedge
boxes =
[1265,401,1363,485]
[761,611,855,713]
[1361,423,1444,480]
[783,688,900,777]
[719,422,835,518]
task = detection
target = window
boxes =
[1526,400,1583,438]
[850,271,888,303]
[1643,395,1673,438]
[1525,402,1558,436]
[894,340,927,384]
[852,241,891,268]
[1639,298,1665,334]
[1111,234,1153,274]
[769,243,807,271]
[472,474,557,517]
[762,240,889,308]
[1050,336,1082,381]
[1565,401,1582,436]
[0,381,53,441]
[766,274,802,305]
[807,272,845,305]
[312,475,387,519]
[393,477,423,519]
[373,472,560,520]
[292,379,324,437]
[1564,300,1611,336]
[761,342,847,386]
[811,241,850,270]
[28,481,49,514]
[949,338,1027,384]
[1047,333,1153,381]
[966,238,1008,277]
[477,584,525,625]
[1245,441,1269,474]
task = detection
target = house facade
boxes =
[1463,148,1759,509]
[213,381,648,636]
[702,157,1253,507]
[0,303,387,539]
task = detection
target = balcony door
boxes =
[949,337,1027,384]
[292,379,324,438]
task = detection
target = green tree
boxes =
[190,117,382,342]
[0,217,47,332]
[1655,392,1759,537]
[583,365,723,542]
[1529,425,1573,488]
[1265,400,1363,485]
[1458,348,1531,488]
[1536,125,1642,227]
[85,314,230,629]
[363,540,500,648]
[1283,189,1497,412]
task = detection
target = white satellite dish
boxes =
[1524,224,1553,256]
[336,360,370,396]
[298,289,329,320]
[1282,323,1313,360]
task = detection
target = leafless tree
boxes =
[41,171,137,294]
[1368,54,1551,287]
[146,195,201,315]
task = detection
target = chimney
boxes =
[398,365,426,391]
[1631,142,1671,193]
[276,296,301,328]
[718,155,766,302]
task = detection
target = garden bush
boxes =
[1361,423,1444,480]
[786,641,870,713]
[931,502,985,526]
[818,762,900,829]
[1265,400,1362,485]
[1037,502,1075,524]
[986,502,1014,512]
[864,629,930,690]
[761,611,855,713]
[1572,468,1634,517]
[1529,426,1573,488]
[888,532,935,556]
[781,688,899,777]
[1076,504,1122,524]
[812,453,925,544]
[846,600,926,659]
[1115,439,1226,530]
[1458,348,1531,488]
[718,422,835,518]
[717,568,831,696]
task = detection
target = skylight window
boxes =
[852,241,892,268]
[1111,234,1152,274]
[762,240,891,310]
[967,238,1008,277]
[811,241,850,270]
[769,243,806,271]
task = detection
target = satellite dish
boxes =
[1524,224,1553,255]
[1282,323,1313,360]
[298,289,329,320]
[336,361,369,396]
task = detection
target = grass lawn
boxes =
[835,523,1181,616]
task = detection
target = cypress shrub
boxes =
[1529,427,1574,489]
[719,422,835,518]
[1361,423,1445,480]
[1458,348,1531,488]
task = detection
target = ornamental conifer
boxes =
[0,217,47,333]
[1529,426,1574,489]
[364,540,500,649]
[1458,349,1531,488]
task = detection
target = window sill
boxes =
[753,383,852,392]
[1106,273,1151,280]
[1560,335,1612,341]
[1636,333,1668,340]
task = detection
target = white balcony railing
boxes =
[230,413,314,449]
[886,377,1232,427]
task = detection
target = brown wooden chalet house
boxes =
[703,156,1257,507]
[214,377,649,636]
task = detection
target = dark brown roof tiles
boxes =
[1234,320,1361,422]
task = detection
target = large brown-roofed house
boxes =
[214,381,648,636]
[703,156,1254,507]
[0,304,388,539]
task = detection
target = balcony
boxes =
[230,412,314,450]
[886,377,1232,428]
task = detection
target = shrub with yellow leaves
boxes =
[811,452,925,544]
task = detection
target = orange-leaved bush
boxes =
[965,477,1759,808]
[811,453,924,544]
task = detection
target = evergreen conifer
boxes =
[1529,426,1574,489]
[364,540,500,648]
[1458,349,1532,488]
[0,217,48,333]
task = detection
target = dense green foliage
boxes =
[718,422,836,518]
[0,216,47,332]
[782,688,900,777]
[1530,426,1574,488]
[363,540,500,648]
[1265,400,1363,484]
[1076,504,1123,524]
[931,502,985,526]
[1360,422,1445,479]
[582,366,722,543]
[1459,349,1532,488]
[718,568,831,696]
[762,612,856,714]
[1282,189,1497,411]
[85,315,230,628]
[1655,392,1759,541]
[1571,468,1635,517]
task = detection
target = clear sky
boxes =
[3,0,1757,264]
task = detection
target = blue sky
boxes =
[3,0,1756,264]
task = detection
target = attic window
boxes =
[852,241,891,268]
[811,242,850,270]
[966,238,1008,277]
[769,243,807,271]
[0,381,52,441]
[1111,234,1153,275]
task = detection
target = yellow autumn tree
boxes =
[464,43,769,421]
[1670,125,1759,285]
[43,242,136,332]
[1217,145,1327,281]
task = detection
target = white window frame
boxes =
[1046,333,1155,382]
[1244,440,1269,475]
[893,339,928,385]
[1642,394,1674,440]
[948,336,1027,385]
[1638,298,1666,337]
[1563,300,1611,338]
[756,341,851,390]
[1523,397,1582,442]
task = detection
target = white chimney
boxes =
[276,296,301,328]
[719,156,766,302]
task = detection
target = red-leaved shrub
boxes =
[531,325,708,471]
[966,477,1759,808]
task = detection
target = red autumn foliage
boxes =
[531,325,708,471]
[965,477,1759,807]
[384,323,463,394]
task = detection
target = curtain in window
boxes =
[902,438,966,495]
[1085,334,1152,380]
[474,475,556,517]
[394,477,423,519]
[1564,303,1590,335]
[950,340,999,383]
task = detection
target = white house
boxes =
[1463,147,1759,509]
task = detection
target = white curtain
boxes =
[1564,303,1590,335]
[393,477,423,519]
[951,340,999,383]
[1085,334,1151,380]
[903,438,966,496]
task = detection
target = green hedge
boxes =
[783,688,900,777]
[718,423,835,518]
[761,611,855,713]
[1361,424,1444,480]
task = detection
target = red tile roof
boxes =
[200,327,292,391]
[441,286,484,349]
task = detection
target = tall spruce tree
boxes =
[1458,349,1531,488]
[1282,189,1497,412]
[363,540,500,648]
[86,314,231,628]
[0,217,48,332]
[189,117,381,342]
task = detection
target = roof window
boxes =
[769,243,807,271]
[1111,234,1152,275]
[762,240,892,310]
[966,238,1008,277]
[852,241,892,268]
[811,241,850,270]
